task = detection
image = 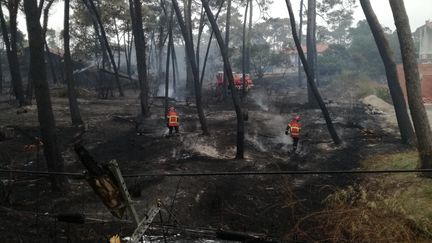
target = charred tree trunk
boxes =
[360,0,415,145]
[196,6,205,70]
[171,39,178,94]
[202,0,245,158]
[306,0,318,107]
[0,3,25,106]
[64,0,83,126]
[157,24,164,81]
[285,0,341,145]
[242,0,249,98]
[172,0,209,135]
[45,41,57,84]
[200,2,224,88]
[184,0,194,96]
[165,7,174,113]
[223,0,231,100]
[129,0,150,116]
[246,0,252,73]
[124,21,133,78]
[298,0,304,87]
[114,19,121,70]
[0,52,2,94]
[86,0,124,96]
[42,0,57,85]
[390,0,432,172]
[24,0,67,191]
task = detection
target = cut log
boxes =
[74,143,126,218]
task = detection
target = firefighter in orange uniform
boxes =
[286,115,302,152]
[166,106,179,135]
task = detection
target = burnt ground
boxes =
[0,75,413,242]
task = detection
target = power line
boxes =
[1,168,432,178]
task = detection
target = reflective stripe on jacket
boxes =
[288,121,301,138]
[167,111,179,127]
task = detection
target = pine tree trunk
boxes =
[24,0,67,191]
[285,0,341,145]
[64,0,83,126]
[242,1,249,98]
[0,4,25,106]
[129,0,150,116]
[172,0,209,135]
[86,0,124,96]
[223,0,231,100]
[390,0,432,173]
[200,2,224,89]
[298,0,304,87]
[171,41,179,94]
[360,0,415,145]
[184,0,194,96]
[246,0,252,73]
[0,52,3,94]
[202,0,245,158]
[196,6,205,69]
[306,0,318,107]
[42,0,57,85]
[165,7,174,113]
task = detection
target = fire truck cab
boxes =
[216,71,254,91]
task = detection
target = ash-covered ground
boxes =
[0,75,412,242]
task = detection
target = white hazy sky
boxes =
[16,0,432,36]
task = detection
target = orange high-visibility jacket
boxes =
[287,120,301,138]
[166,111,179,127]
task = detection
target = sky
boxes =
[270,0,431,31]
[16,0,432,37]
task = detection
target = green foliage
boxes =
[348,20,385,78]
[317,0,356,45]
[319,20,402,80]
[318,44,351,76]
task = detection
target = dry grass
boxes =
[286,151,432,242]
[287,184,423,242]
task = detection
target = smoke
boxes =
[156,83,175,97]
[246,112,293,153]
[249,90,271,111]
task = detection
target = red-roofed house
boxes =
[283,43,329,70]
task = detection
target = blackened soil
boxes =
[0,85,411,242]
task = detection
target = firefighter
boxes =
[166,106,179,135]
[285,115,302,152]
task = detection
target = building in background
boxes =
[414,20,432,63]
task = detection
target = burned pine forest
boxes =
[1,0,432,242]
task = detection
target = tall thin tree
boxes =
[23,0,67,190]
[285,0,341,145]
[223,0,231,100]
[389,0,432,172]
[242,0,249,97]
[172,0,209,135]
[297,0,304,87]
[306,0,318,107]
[165,6,174,113]
[86,0,124,96]
[360,0,415,145]
[64,0,84,125]
[202,0,245,158]
[0,1,25,106]
[129,0,150,116]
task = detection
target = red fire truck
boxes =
[215,71,254,91]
